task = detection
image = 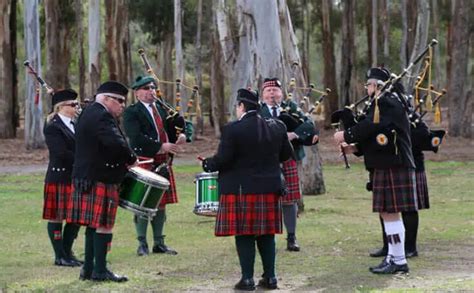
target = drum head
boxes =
[129,166,170,189]
[195,171,219,180]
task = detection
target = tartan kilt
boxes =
[215,193,282,237]
[415,170,430,210]
[281,159,301,204]
[153,154,178,208]
[66,182,119,229]
[372,167,418,213]
[43,182,72,221]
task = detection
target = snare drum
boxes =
[119,166,170,218]
[194,172,219,216]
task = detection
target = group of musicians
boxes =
[41,67,441,288]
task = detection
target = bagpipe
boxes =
[137,48,197,144]
[23,60,84,115]
[276,65,330,146]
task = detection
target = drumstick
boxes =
[137,158,154,165]
[197,156,205,161]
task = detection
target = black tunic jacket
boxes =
[203,111,294,195]
[344,92,415,169]
[72,102,136,184]
[44,114,75,183]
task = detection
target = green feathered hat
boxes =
[131,75,156,90]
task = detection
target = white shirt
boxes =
[58,113,75,134]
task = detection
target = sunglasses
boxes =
[109,96,126,104]
[63,102,79,107]
[140,85,157,91]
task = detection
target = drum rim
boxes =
[128,167,170,188]
[195,172,218,180]
[119,199,158,217]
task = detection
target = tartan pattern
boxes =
[415,170,430,210]
[154,153,178,208]
[42,183,72,221]
[281,159,301,203]
[215,193,282,236]
[372,167,418,213]
[66,182,119,229]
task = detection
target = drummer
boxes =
[67,81,137,282]
[201,88,293,290]
[123,75,193,256]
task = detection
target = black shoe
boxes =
[152,244,178,255]
[405,250,418,258]
[234,278,255,291]
[79,268,92,281]
[137,242,149,256]
[370,260,409,274]
[91,269,128,282]
[369,257,390,271]
[258,277,278,289]
[287,236,300,252]
[54,257,80,267]
[67,252,84,266]
[369,247,388,257]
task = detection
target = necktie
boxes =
[271,106,278,118]
[70,121,75,133]
[150,104,168,143]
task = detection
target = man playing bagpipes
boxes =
[369,82,446,259]
[123,76,193,256]
[258,77,319,252]
[334,67,417,274]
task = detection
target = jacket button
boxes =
[106,163,109,167]
[52,167,55,171]
[62,168,66,171]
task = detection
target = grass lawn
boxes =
[0,161,473,292]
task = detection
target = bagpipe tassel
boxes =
[315,102,323,115]
[426,94,433,111]
[373,98,380,124]
[434,105,441,125]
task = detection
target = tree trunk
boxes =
[88,0,101,96]
[0,0,17,138]
[211,0,229,137]
[321,0,339,128]
[407,0,418,56]
[431,0,442,88]
[340,0,355,107]
[194,0,204,136]
[404,0,430,92]
[278,0,325,195]
[447,0,472,138]
[161,34,174,104]
[175,0,187,112]
[382,0,390,59]
[366,0,372,66]
[400,0,408,67]
[75,0,86,101]
[44,0,74,101]
[371,0,378,66]
[105,0,131,87]
[301,0,310,82]
[24,0,45,149]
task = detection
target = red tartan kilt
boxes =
[281,159,301,204]
[152,154,178,208]
[215,193,282,236]
[372,167,418,213]
[415,170,430,210]
[43,183,72,221]
[66,182,119,229]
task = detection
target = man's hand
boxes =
[341,142,358,155]
[287,132,298,141]
[175,133,186,145]
[312,135,319,145]
[161,142,180,155]
[333,131,345,145]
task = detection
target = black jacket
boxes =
[72,102,136,184]
[344,92,415,169]
[202,111,294,195]
[44,114,75,183]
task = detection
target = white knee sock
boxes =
[383,220,407,265]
